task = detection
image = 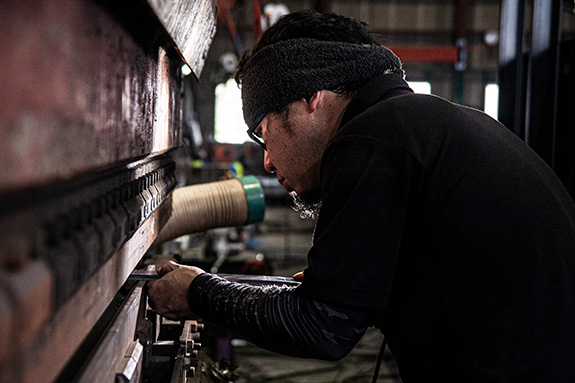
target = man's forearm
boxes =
[188,273,372,360]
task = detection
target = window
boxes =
[214,79,434,144]
[214,78,247,144]
[407,81,431,94]
[484,83,499,120]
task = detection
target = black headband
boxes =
[237,38,403,127]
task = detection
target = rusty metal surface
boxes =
[0,155,175,383]
[0,261,55,369]
[0,0,183,195]
[146,0,217,77]
[0,155,176,305]
[0,206,168,383]
[0,0,217,381]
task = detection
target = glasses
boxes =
[247,113,266,150]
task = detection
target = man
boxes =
[148,10,575,382]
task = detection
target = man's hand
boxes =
[147,261,205,320]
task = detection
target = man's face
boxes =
[257,101,332,204]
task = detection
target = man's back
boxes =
[302,75,575,381]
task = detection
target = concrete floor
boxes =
[232,328,400,383]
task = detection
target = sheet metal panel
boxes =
[146,0,217,77]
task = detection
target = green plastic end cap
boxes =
[238,175,266,224]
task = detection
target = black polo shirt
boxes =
[296,74,575,381]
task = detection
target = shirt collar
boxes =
[340,73,413,128]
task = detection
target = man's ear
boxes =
[306,90,323,113]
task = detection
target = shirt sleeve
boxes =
[296,135,425,310]
[187,273,374,361]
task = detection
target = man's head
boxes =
[235,10,403,129]
[235,11,402,210]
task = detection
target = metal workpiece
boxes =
[129,269,300,287]
[216,273,300,287]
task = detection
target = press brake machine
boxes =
[0,1,264,382]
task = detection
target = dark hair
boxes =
[255,10,379,50]
[235,10,381,95]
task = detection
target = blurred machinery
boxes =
[0,0,267,382]
[498,0,575,199]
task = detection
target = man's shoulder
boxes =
[336,93,449,142]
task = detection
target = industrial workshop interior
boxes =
[1,0,574,382]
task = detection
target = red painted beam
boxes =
[387,46,460,63]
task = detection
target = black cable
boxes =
[371,336,387,383]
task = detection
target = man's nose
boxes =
[263,151,276,174]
